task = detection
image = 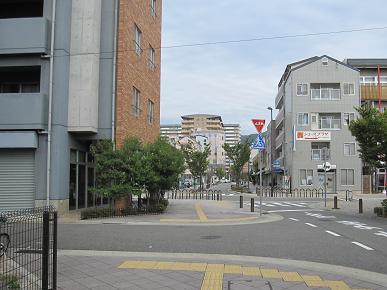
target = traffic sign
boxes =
[272,159,281,169]
[251,119,265,133]
[251,133,265,150]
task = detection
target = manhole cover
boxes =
[200,235,221,240]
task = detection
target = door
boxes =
[0,149,35,210]
[318,172,336,194]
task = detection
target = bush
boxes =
[0,274,20,290]
[80,199,169,220]
[381,199,387,209]
[231,185,251,193]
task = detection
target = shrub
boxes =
[381,199,387,209]
[0,274,20,290]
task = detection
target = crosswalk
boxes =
[244,201,308,208]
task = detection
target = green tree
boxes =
[182,144,210,192]
[349,105,387,168]
[215,167,225,180]
[223,141,251,187]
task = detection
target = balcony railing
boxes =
[361,84,387,101]
[319,118,341,129]
[311,88,341,100]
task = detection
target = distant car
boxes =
[183,180,192,188]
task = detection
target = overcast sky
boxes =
[160,0,387,135]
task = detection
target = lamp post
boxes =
[267,107,274,197]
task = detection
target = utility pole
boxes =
[267,107,274,197]
[322,147,329,207]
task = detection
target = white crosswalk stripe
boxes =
[248,202,308,208]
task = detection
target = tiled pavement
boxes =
[57,251,387,290]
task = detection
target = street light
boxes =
[267,107,274,197]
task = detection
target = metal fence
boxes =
[0,207,57,290]
[166,189,223,201]
[256,187,325,198]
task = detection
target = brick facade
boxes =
[116,0,162,147]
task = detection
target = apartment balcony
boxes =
[275,107,284,128]
[311,88,341,100]
[361,84,387,101]
[275,130,284,149]
[275,85,284,109]
[0,93,48,130]
[0,17,49,54]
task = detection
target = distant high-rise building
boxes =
[223,124,241,170]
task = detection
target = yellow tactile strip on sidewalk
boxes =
[118,260,372,290]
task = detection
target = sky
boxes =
[160,0,387,135]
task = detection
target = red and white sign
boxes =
[251,119,265,133]
[296,131,331,141]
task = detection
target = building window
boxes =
[344,143,356,156]
[297,113,309,126]
[341,169,354,186]
[296,83,308,96]
[148,46,156,70]
[300,169,313,186]
[134,24,142,55]
[319,114,341,129]
[132,87,140,117]
[150,0,156,17]
[343,83,355,95]
[343,113,355,126]
[322,57,328,66]
[147,99,154,125]
[0,66,40,93]
[311,142,330,160]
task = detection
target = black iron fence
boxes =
[0,207,57,290]
[167,189,223,201]
[256,187,325,198]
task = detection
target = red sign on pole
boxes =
[251,119,265,133]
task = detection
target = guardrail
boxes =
[166,189,223,201]
[256,187,325,198]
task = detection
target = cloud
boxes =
[160,0,387,134]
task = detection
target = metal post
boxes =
[42,211,50,290]
[259,150,263,216]
[251,198,254,212]
[323,147,328,207]
[240,195,243,208]
[359,198,363,213]
[53,211,58,290]
[333,196,338,209]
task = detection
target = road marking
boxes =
[267,209,323,213]
[289,218,299,221]
[305,223,317,228]
[351,242,374,251]
[283,202,306,207]
[325,230,341,237]
[337,221,382,230]
[195,204,209,221]
[272,202,291,207]
[374,231,387,238]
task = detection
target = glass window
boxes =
[150,0,156,17]
[147,99,154,125]
[148,46,155,70]
[87,167,95,207]
[78,164,86,209]
[134,24,142,55]
[296,83,308,96]
[69,164,77,210]
[78,151,86,163]
[343,83,355,95]
[21,83,39,93]
[297,113,309,126]
[132,87,140,117]
[380,76,387,84]
[70,149,77,163]
[343,113,355,126]
[300,169,313,186]
[364,77,375,84]
[1,83,19,93]
[344,143,356,156]
[341,169,354,185]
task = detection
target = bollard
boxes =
[217,194,219,201]
[359,198,363,214]
[345,190,348,201]
[240,195,243,208]
[251,198,254,212]
[333,196,338,209]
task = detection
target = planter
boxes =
[374,207,383,217]
[114,196,129,210]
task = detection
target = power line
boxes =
[1,25,386,58]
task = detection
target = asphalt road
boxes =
[58,186,387,275]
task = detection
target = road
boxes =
[58,185,387,275]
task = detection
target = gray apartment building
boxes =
[0,0,162,212]
[273,55,362,193]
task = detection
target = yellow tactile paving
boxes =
[206,263,225,272]
[224,264,243,274]
[195,203,209,221]
[118,260,366,290]
[242,266,261,277]
[302,275,327,287]
[281,271,304,282]
[260,268,282,279]
[201,271,223,290]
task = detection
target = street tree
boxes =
[215,167,225,180]
[182,143,210,192]
[223,141,251,187]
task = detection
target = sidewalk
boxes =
[57,250,387,290]
[59,199,282,226]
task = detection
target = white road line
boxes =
[283,202,305,207]
[305,223,318,228]
[351,241,374,251]
[289,218,299,221]
[272,202,291,207]
[325,230,341,237]
[267,209,323,213]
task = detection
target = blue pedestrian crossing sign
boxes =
[251,133,265,150]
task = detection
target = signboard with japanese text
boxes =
[251,119,265,133]
[296,131,331,141]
